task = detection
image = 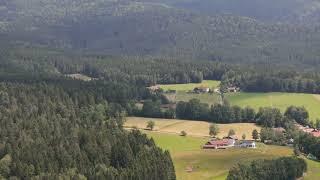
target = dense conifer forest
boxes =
[0,81,175,179]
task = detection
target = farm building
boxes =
[147,85,161,92]
[203,137,257,149]
[203,137,236,149]
[223,135,239,140]
[227,86,240,93]
[296,123,320,137]
[193,87,210,93]
[236,140,256,148]
[203,139,233,149]
[310,129,320,137]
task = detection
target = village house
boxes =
[203,136,237,149]
[236,140,256,148]
[193,86,210,93]
[227,86,240,93]
[203,139,234,149]
[147,85,161,92]
[311,129,320,137]
[296,123,320,137]
[203,136,257,149]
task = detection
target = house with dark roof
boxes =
[235,140,256,148]
[194,87,210,93]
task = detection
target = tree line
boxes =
[227,157,307,180]
[3,47,320,95]
[173,99,314,128]
[222,69,320,94]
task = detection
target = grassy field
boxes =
[125,117,261,139]
[305,159,320,180]
[143,131,319,180]
[144,131,295,180]
[227,92,320,121]
[126,117,320,180]
[159,80,220,91]
[160,81,320,121]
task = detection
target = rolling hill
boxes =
[1,0,320,65]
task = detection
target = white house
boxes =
[236,140,256,148]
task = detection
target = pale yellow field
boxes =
[125,117,261,139]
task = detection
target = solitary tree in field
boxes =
[242,134,246,140]
[228,129,235,137]
[147,120,155,130]
[180,131,187,137]
[252,129,259,141]
[209,123,219,137]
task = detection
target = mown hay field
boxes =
[125,117,261,139]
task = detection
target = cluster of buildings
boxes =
[193,86,240,94]
[203,136,256,149]
[296,124,320,137]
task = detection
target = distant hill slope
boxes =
[1,0,320,64]
[170,0,320,25]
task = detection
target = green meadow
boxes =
[160,81,320,121]
[227,92,320,121]
[159,80,220,92]
[144,131,320,180]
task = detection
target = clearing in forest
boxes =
[159,80,220,91]
[126,117,320,180]
[144,131,297,180]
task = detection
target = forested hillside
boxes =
[1,0,320,65]
[0,81,175,179]
[171,0,320,25]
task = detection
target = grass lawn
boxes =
[159,80,220,92]
[125,117,261,139]
[227,92,320,121]
[144,131,295,180]
[304,159,320,180]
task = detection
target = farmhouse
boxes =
[203,136,237,149]
[227,86,240,93]
[311,129,320,137]
[194,86,210,93]
[236,140,256,148]
[147,85,161,92]
[203,139,235,149]
[296,123,320,137]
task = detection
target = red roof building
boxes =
[203,139,235,149]
[311,130,320,137]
